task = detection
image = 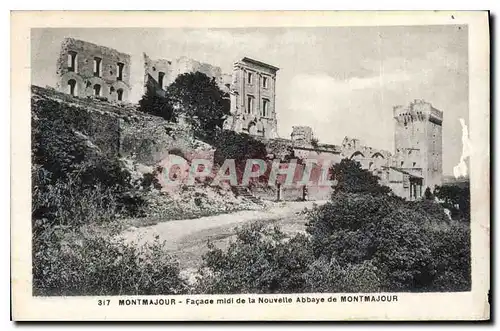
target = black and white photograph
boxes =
[11,10,490,321]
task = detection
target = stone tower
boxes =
[225,57,279,139]
[393,99,443,191]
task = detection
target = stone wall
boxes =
[119,117,214,166]
[56,38,131,102]
[291,126,314,143]
[32,85,214,170]
[143,53,231,96]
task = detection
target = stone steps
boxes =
[232,186,261,204]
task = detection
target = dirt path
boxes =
[121,200,326,271]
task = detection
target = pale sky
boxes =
[31,26,468,175]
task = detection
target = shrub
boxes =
[434,183,470,222]
[138,88,176,121]
[331,159,392,195]
[303,257,382,293]
[306,193,397,258]
[195,223,314,294]
[305,192,470,292]
[372,210,436,291]
[32,226,187,296]
[426,222,471,291]
[209,130,269,184]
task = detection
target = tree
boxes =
[331,158,391,195]
[424,187,434,200]
[434,183,470,221]
[138,88,175,121]
[210,130,269,185]
[166,72,230,138]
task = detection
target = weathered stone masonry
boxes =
[143,53,231,97]
[224,57,279,140]
[56,38,131,102]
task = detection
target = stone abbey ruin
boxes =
[53,38,443,200]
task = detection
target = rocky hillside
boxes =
[31,85,264,225]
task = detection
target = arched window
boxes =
[67,79,77,96]
[117,88,124,101]
[93,84,101,97]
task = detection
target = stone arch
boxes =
[116,88,124,101]
[371,152,385,159]
[58,72,84,96]
[350,151,364,160]
[87,76,106,97]
[111,81,129,102]
[67,79,77,96]
[93,84,102,96]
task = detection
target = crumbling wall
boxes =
[32,85,214,169]
[56,38,131,102]
[143,53,231,97]
[119,118,214,166]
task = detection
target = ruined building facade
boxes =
[223,57,279,139]
[143,53,231,97]
[56,38,131,102]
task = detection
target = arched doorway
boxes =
[117,88,124,101]
[67,79,77,96]
[93,84,101,97]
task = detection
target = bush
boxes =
[209,130,269,184]
[138,88,176,121]
[33,226,187,296]
[372,210,436,291]
[303,257,382,293]
[434,183,470,222]
[306,193,397,259]
[427,222,471,291]
[195,223,314,294]
[305,191,470,292]
[331,159,392,195]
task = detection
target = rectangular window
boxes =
[93,57,102,77]
[262,99,269,117]
[247,72,253,84]
[67,52,77,72]
[247,96,254,114]
[117,62,124,81]
[262,76,268,88]
[158,72,165,88]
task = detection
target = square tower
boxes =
[393,99,443,191]
[227,57,279,139]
